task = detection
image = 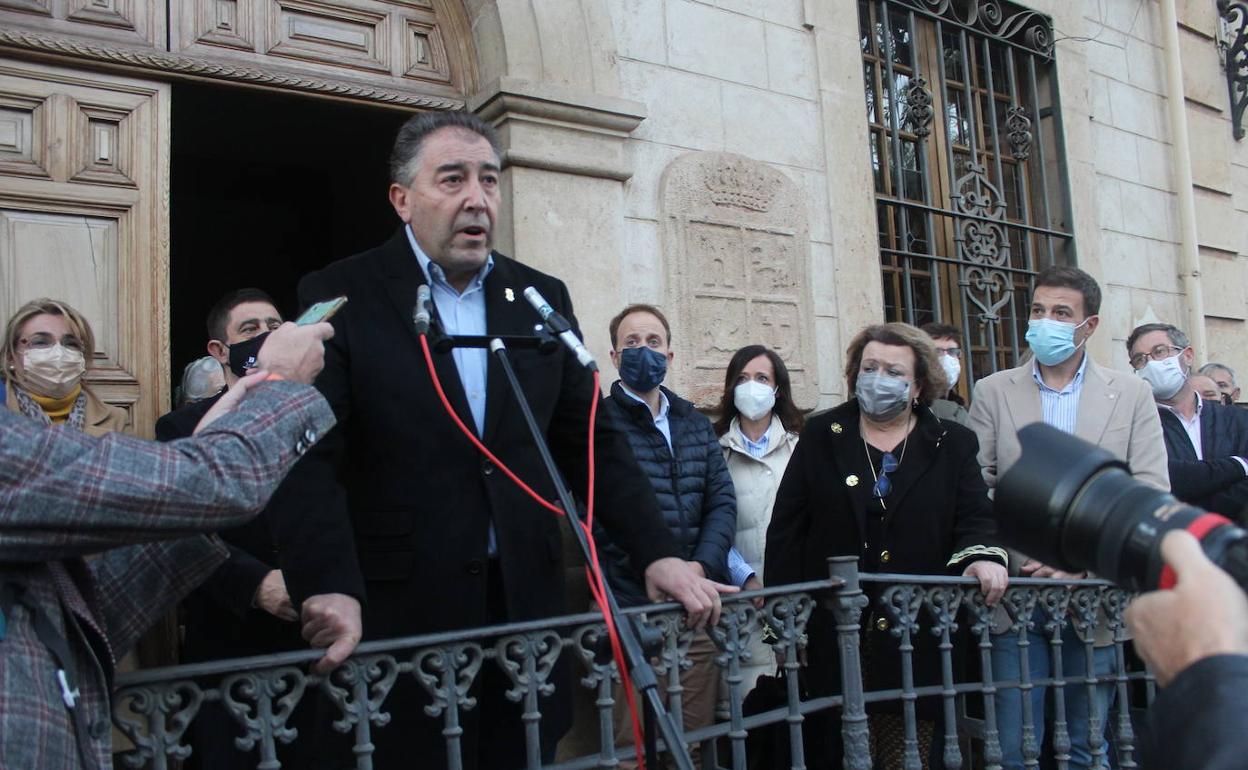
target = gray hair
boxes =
[389,112,503,186]
[1200,362,1238,386]
[179,356,225,406]
[1125,323,1190,355]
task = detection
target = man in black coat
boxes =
[155,288,304,770]
[270,111,731,769]
[1127,323,1248,520]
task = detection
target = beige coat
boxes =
[718,415,798,693]
[968,355,1166,643]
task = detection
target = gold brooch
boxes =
[846,474,859,487]
[830,422,843,434]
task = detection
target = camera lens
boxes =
[996,423,1248,592]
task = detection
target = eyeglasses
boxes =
[17,333,84,352]
[873,452,899,498]
[935,346,962,359]
[1129,344,1184,371]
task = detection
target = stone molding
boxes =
[472,76,646,181]
[0,26,464,109]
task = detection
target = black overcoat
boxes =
[764,399,1003,719]
[269,228,678,767]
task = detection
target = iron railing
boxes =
[111,556,1150,770]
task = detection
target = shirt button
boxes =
[303,428,317,444]
[466,559,484,575]
[90,719,109,739]
[876,617,890,632]
[880,550,891,564]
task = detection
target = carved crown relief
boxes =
[660,152,817,410]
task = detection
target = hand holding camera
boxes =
[1125,530,1248,687]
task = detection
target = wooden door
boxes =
[0,57,169,436]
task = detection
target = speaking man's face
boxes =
[390,127,501,291]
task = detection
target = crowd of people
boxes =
[2,109,1247,770]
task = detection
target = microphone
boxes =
[523,286,598,371]
[414,283,432,335]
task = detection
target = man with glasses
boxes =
[968,266,1167,770]
[1128,323,1248,519]
[921,322,970,426]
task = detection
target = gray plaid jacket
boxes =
[0,380,334,770]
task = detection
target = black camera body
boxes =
[995,423,1248,592]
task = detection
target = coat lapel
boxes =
[1003,364,1044,431]
[1075,360,1119,446]
[482,257,537,443]
[379,229,473,425]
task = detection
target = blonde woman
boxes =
[1,298,128,435]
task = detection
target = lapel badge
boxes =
[846,474,859,487]
[504,287,515,302]
[830,422,843,434]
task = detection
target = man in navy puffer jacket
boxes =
[597,303,739,764]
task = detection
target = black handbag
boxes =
[742,668,806,770]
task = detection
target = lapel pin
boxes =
[830,422,843,434]
[504,288,515,302]
[846,474,859,487]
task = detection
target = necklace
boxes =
[862,414,911,511]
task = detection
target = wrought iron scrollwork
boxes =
[1006,105,1033,160]
[114,681,205,769]
[1219,1,1248,140]
[903,76,935,138]
[953,161,1013,323]
[899,0,1054,55]
[220,666,308,761]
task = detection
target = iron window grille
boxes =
[860,0,1077,389]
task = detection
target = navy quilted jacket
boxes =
[597,381,737,606]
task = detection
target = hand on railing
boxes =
[644,556,738,629]
[301,592,363,674]
[962,560,1008,605]
[1020,557,1087,581]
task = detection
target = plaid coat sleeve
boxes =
[0,380,335,562]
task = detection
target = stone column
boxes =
[471,76,646,362]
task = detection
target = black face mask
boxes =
[226,332,270,379]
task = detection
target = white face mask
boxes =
[939,355,961,392]
[733,380,777,422]
[20,344,86,399]
[1138,354,1188,401]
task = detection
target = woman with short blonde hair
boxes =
[1,297,127,435]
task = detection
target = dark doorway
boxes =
[168,82,410,397]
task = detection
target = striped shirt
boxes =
[1031,352,1089,435]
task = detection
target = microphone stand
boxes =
[433,329,694,770]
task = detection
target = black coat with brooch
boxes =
[764,399,1004,717]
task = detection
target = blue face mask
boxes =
[618,346,668,392]
[1025,317,1090,366]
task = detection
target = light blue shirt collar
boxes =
[405,225,494,292]
[1031,350,1089,395]
[619,385,672,449]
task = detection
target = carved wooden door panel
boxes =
[0,58,169,436]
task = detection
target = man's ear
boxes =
[609,349,621,372]
[207,340,229,366]
[1182,347,1196,373]
[389,183,412,223]
[1082,314,1100,340]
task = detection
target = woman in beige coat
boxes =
[712,344,804,698]
[1,298,128,435]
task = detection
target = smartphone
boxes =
[296,296,348,325]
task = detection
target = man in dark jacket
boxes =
[598,303,738,761]
[155,288,304,770]
[1127,323,1248,520]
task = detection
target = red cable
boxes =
[418,336,648,768]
